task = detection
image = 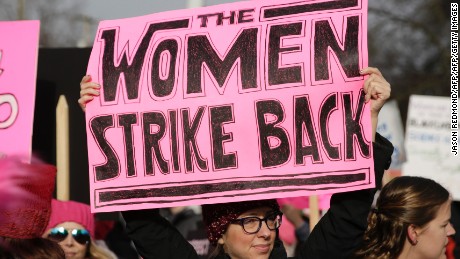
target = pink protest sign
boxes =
[86,0,372,212]
[0,21,40,161]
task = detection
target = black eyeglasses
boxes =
[47,227,91,245]
[231,211,283,234]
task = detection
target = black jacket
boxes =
[122,133,393,259]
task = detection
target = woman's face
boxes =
[218,206,277,259]
[43,222,89,259]
[413,200,456,259]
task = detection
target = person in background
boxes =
[160,206,210,258]
[353,176,456,259]
[0,156,65,258]
[449,201,460,258]
[0,237,65,259]
[43,199,117,259]
[277,194,332,256]
[90,211,141,258]
[280,203,310,256]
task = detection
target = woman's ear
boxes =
[218,237,224,245]
[407,224,418,245]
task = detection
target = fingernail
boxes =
[359,69,364,74]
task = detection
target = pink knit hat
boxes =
[0,157,56,239]
[45,199,95,239]
[202,199,280,246]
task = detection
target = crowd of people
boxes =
[0,63,457,259]
[2,66,458,259]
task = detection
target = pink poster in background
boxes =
[0,21,40,161]
[86,0,372,212]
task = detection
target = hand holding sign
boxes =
[360,67,391,141]
[83,0,388,212]
[80,66,390,212]
[361,67,391,115]
[78,75,100,112]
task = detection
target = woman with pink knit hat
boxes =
[43,199,117,259]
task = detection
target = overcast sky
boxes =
[84,0,240,21]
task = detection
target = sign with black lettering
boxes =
[403,95,460,200]
[85,0,373,212]
[0,21,40,161]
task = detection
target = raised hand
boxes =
[360,67,391,141]
[78,75,100,112]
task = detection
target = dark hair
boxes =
[208,244,224,259]
[202,199,280,246]
[0,237,65,259]
[202,199,281,258]
[354,176,450,259]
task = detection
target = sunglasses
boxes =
[47,227,91,245]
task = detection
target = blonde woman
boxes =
[43,199,117,259]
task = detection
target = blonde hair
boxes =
[353,176,450,259]
[88,240,117,259]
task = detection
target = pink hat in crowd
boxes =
[45,199,95,239]
[0,157,57,239]
[0,157,56,239]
